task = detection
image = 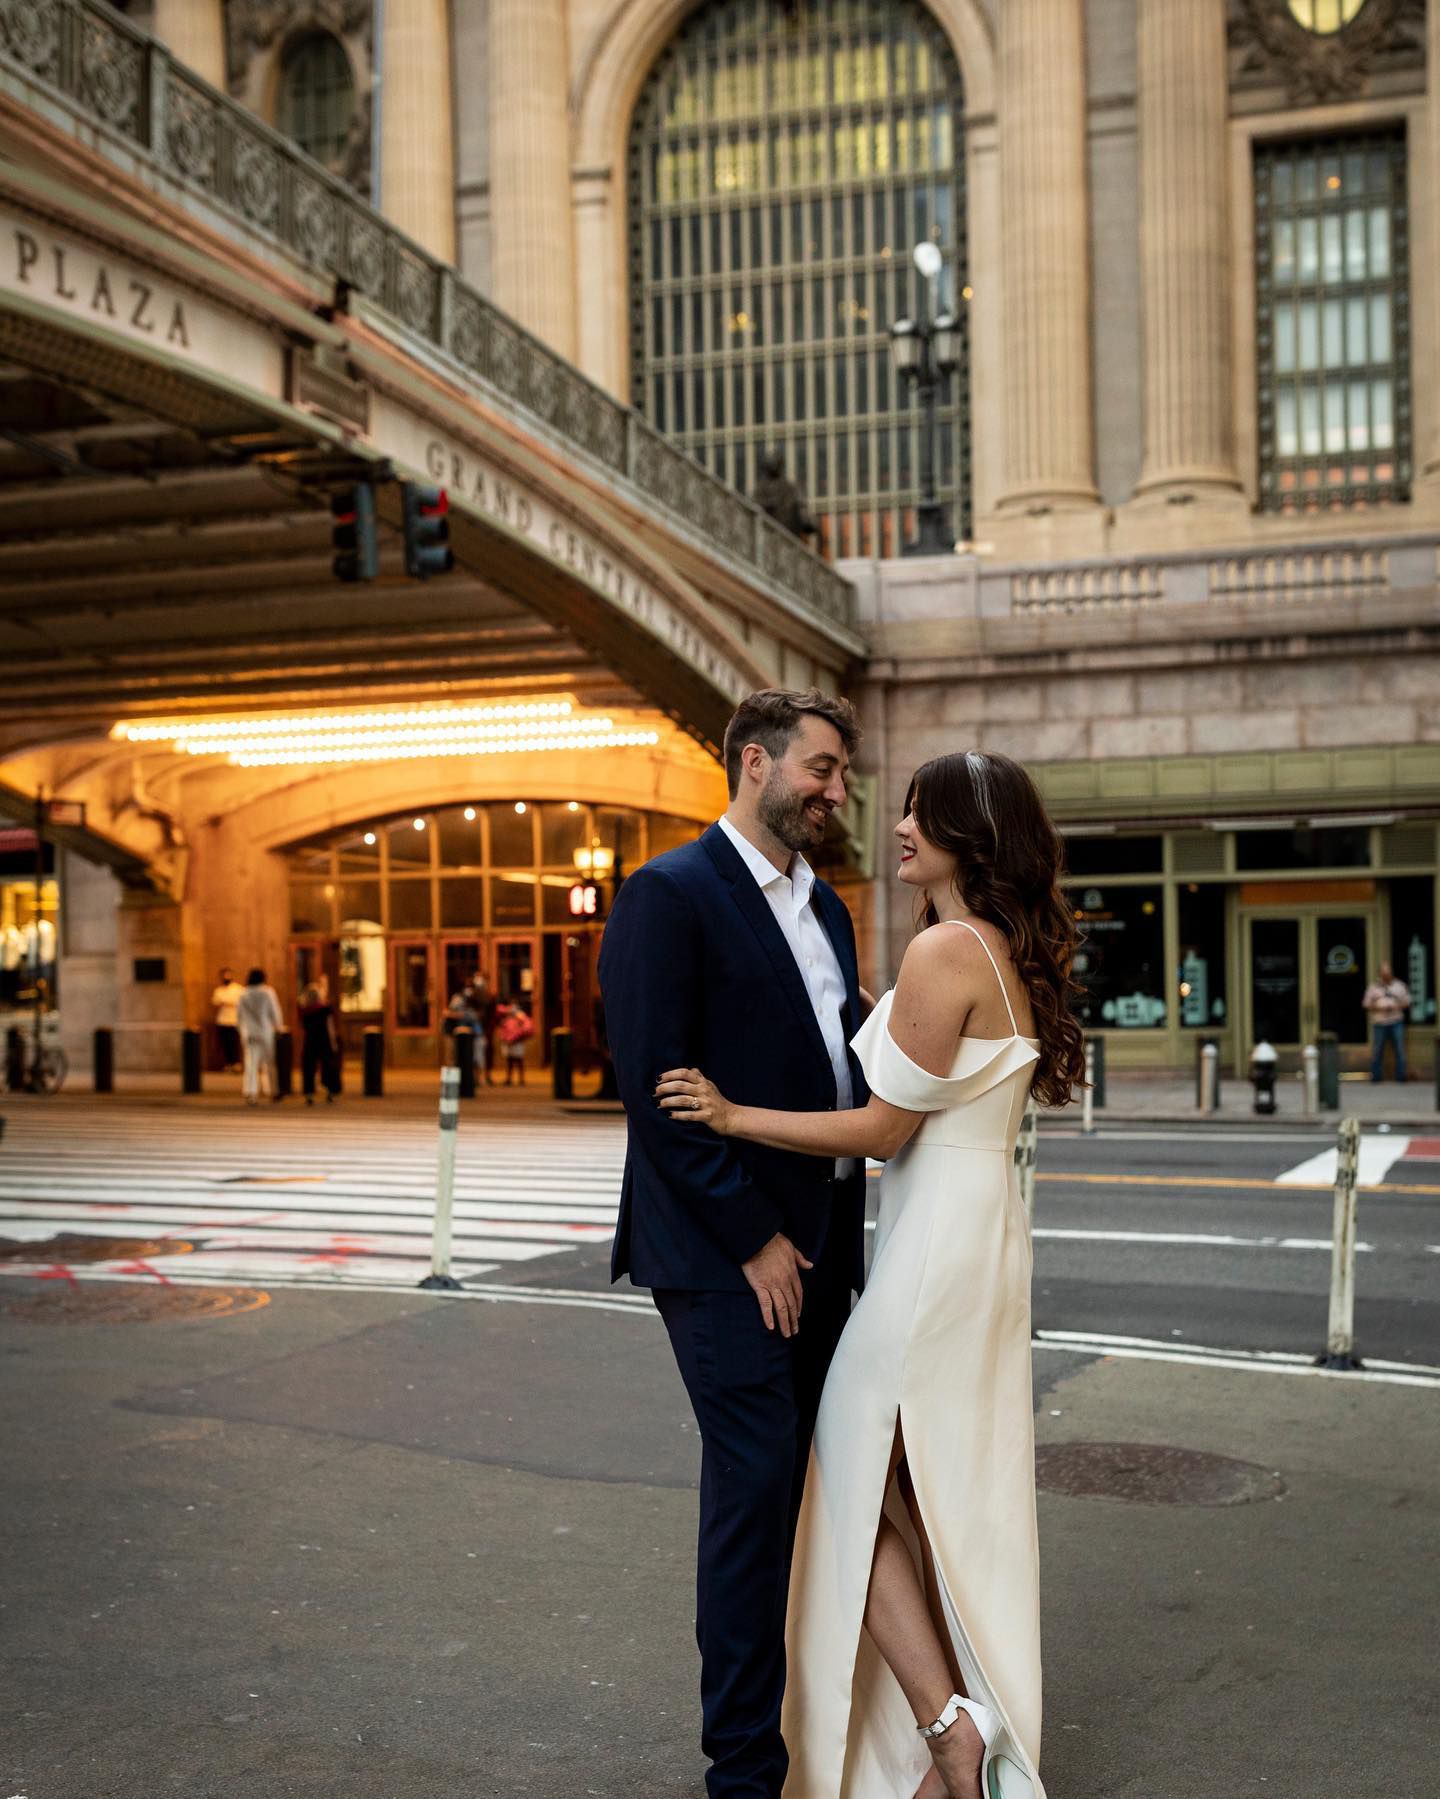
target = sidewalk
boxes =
[1,1277,1433,1798]
[1071,1070,1435,1128]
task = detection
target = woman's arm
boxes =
[655,1077,923,1161]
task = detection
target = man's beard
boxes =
[758,771,824,854]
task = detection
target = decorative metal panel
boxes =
[1254,128,1411,510]
[628,0,969,557]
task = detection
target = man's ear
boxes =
[739,742,769,788]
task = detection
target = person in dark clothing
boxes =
[298,982,341,1104]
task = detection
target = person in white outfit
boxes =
[658,750,1086,1799]
[236,966,284,1105]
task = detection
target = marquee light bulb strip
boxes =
[112,702,660,768]
[113,699,575,744]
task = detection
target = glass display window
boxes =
[1069,884,1166,1029]
[1177,884,1229,1029]
[1388,876,1437,1025]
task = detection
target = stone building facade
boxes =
[31,0,1440,1073]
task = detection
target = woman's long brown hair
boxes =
[905,751,1085,1109]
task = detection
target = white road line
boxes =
[862,1221,1375,1251]
[7,1264,1435,1389]
[1274,1135,1411,1188]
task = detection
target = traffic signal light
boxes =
[331,484,379,583]
[401,482,454,579]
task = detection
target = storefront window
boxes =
[488,802,535,865]
[1061,835,1163,878]
[596,807,644,876]
[336,880,380,929]
[1069,884,1166,1029]
[1234,825,1371,870]
[338,920,384,1013]
[541,803,589,867]
[489,873,536,927]
[1389,875,1437,1024]
[436,808,485,868]
[649,813,703,857]
[388,878,433,930]
[1,873,59,1010]
[387,817,432,869]
[289,883,332,934]
[439,877,485,930]
[1177,884,1228,1029]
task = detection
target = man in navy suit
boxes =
[599,688,869,1798]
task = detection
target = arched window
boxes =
[277,31,355,168]
[628,0,968,559]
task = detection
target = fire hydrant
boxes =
[1250,1039,1279,1115]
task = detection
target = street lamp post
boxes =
[890,241,960,556]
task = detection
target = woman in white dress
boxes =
[658,750,1084,1799]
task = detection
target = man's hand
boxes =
[741,1232,813,1337]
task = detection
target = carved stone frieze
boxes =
[1229,0,1426,103]
[0,0,60,77]
[225,0,372,95]
[82,12,143,133]
[167,79,219,187]
[233,130,282,229]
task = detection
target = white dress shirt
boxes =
[718,815,856,1177]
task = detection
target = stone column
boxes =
[381,0,457,263]
[152,0,225,88]
[1424,0,1440,481]
[488,0,577,359]
[995,0,1098,513]
[1133,0,1242,500]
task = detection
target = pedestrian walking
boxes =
[1363,959,1411,1082]
[298,981,341,1104]
[211,965,244,1071]
[497,1002,534,1085]
[236,967,284,1105]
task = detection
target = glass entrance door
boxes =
[1245,910,1372,1049]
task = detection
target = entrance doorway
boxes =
[1242,894,1375,1056]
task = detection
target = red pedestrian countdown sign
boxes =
[569,881,602,918]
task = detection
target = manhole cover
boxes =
[0,1233,192,1263]
[1,1281,268,1324]
[1036,1441,1284,1506]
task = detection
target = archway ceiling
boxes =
[0,363,646,759]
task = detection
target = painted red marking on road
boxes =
[299,1251,356,1266]
[1405,1138,1440,1158]
[34,1264,79,1287]
[113,1260,173,1286]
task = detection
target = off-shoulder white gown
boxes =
[782,922,1046,1798]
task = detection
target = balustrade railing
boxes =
[0,0,855,633]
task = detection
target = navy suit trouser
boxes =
[654,1235,855,1799]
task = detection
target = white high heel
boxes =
[918,1693,1033,1799]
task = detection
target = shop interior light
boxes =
[463,807,476,821]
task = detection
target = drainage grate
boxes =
[1,1282,268,1324]
[1036,1441,1284,1506]
[0,1233,192,1264]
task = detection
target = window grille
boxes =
[278,31,355,169]
[627,0,969,559]
[1255,129,1410,511]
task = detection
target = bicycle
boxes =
[4,1019,68,1094]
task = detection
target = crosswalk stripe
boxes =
[0,1108,625,1290]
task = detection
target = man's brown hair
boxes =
[722,687,860,798]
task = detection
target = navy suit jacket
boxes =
[598,823,869,1294]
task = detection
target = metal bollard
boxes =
[551,1027,573,1101]
[1087,1035,1107,1108]
[5,1026,23,1091]
[1315,1116,1363,1370]
[1317,1032,1340,1110]
[1014,1099,1039,1223]
[1302,1043,1320,1116]
[1081,1039,1096,1136]
[1433,1036,1439,1114]
[1198,1041,1220,1114]
[362,1026,384,1097]
[93,1027,114,1094]
[181,1028,202,1094]
[419,1065,463,1292]
[275,1029,294,1097]
[453,1028,476,1099]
